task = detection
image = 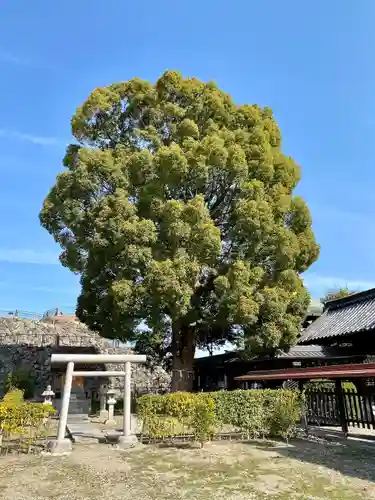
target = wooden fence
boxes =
[305,388,375,430]
[305,388,340,426]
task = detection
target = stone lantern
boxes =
[104,388,117,426]
[42,385,55,405]
[99,384,108,421]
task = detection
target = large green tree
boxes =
[40,71,319,391]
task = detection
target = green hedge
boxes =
[0,389,55,453]
[137,389,302,447]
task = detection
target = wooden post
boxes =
[298,380,308,435]
[335,379,349,438]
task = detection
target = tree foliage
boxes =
[133,326,172,371]
[321,287,355,305]
[4,368,36,399]
[40,71,319,391]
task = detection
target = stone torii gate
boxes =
[48,353,146,454]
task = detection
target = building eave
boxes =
[235,362,375,381]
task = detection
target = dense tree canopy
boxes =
[40,71,319,391]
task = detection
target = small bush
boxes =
[212,390,269,439]
[138,392,216,446]
[164,392,196,424]
[137,389,302,446]
[342,382,357,392]
[146,415,180,440]
[190,394,216,447]
[268,390,301,442]
[0,388,55,453]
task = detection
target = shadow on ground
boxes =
[248,434,375,484]
[157,442,197,449]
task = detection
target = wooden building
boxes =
[194,290,375,391]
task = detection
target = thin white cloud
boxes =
[27,285,76,294]
[0,281,78,294]
[0,249,60,266]
[0,49,55,72]
[0,49,30,66]
[311,203,374,225]
[12,131,58,146]
[303,272,375,295]
[0,129,59,146]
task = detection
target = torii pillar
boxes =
[47,353,146,455]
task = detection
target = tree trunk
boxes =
[171,323,196,392]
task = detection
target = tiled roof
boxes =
[276,344,354,359]
[299,287,375,344]
[200,344,355,364]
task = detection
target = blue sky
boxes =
[0,0,374,316]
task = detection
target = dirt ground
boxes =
[1,438,375,499]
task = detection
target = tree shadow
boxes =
[248,439,277,448]
[157,441,196,450]
[310,426,375,442]
[249,433,375,484]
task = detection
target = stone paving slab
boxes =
[67,420,106,443]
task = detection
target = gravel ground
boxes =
[0,439,375,499]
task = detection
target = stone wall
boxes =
[0,316,170,397]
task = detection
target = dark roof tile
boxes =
[276,344,355,359]
[299,288,375,343]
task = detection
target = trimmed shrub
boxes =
[145,416,180,440]
[267,390,302,442]
[212,390,270,439]
[0,388,55,453]
[137,389,302,446]
[137,392,217,446]
[190,394,216,446]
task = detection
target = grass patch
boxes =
[0,439,375,499]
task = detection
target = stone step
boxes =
[67,414,90,423]
[68,406,89,415]
[67,421,105,444]
[72,435,102,444]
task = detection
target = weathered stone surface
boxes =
[46,438,72,455]
[67,421,104,443]
[0,316,171,397]
[117,434,138,449]
[69,388,90,416]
